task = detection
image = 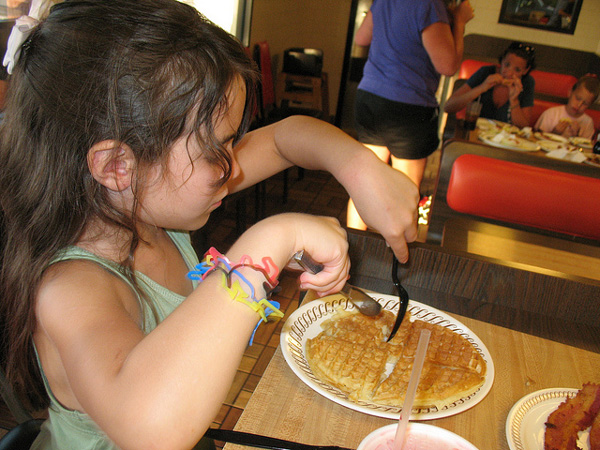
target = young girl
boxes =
[535,74,600,140]
[444,41,537,128]
[0,1,419,449]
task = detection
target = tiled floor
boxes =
[0,147,441,446]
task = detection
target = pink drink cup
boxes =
[357,423,479,450]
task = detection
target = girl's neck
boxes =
[77,217,164,264]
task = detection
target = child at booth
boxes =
[535,74,600,140]
[0,1,419,449]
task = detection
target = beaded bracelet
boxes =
[187,248,284,344]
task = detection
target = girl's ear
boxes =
[87,140,135,192]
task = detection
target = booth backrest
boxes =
[446,154,600,240]
[587,108,600,131]
[458,59,488,79]
[529,70,577,99]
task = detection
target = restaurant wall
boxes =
[466,0,600,55]
[249,0,352,116]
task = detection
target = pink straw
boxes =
[392,329,431,450]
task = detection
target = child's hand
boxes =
[343,152,419,263]
[566,120,580,137]
[290,216,350,296]
[229,214,350,297]
[554,118,573,136]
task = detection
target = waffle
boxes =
[305,309,487,409]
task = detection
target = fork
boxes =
[387,256,410,342]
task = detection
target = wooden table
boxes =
[226,324,599,450]
[223,231,600,450]
[454,120,598,167]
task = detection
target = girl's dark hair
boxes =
[0,0,258,410]
[499,41,537,74]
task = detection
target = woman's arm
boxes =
[506,78,532,128]
[444,72,504,113]
[422,1,474,76]
[230,116,419,262]
[354,10,373,47]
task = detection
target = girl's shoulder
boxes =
[37,249,141,329]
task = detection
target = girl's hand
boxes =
[229,214,350,297]
[342,151,419,263]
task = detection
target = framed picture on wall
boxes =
[498,0,583,35]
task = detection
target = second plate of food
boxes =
[280,293,494,420]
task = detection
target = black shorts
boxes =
[354,89,440,160]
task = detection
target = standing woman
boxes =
[348,0,474,230]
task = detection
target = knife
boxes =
[291,250,382,316]
[204,428,354,450]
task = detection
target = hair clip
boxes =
[3,0,44,74]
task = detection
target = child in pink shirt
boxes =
[535,74,599,139]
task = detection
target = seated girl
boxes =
[444,41,536,128]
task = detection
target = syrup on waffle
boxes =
[305,309,487,409]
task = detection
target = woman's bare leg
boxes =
[390,156,426,191]
[346,144,390,230]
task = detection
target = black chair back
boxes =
[0,419,43,450]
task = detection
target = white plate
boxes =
[570,136,593,148]
[280,294,495,420]
[476,118,499,132]
[479,133,540,152]
[539,132,568,143]
[505,388,590,450]
[537,139,570,152]
[584,154,600,167]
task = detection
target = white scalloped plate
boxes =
[505,388,591,450]
[280,294,494,420]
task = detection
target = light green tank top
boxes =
[31,230,200,450]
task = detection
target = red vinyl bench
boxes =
[446,154,600,241]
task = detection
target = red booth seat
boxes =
[446,154,600,240]
[529,70,577,99]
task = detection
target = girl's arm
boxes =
[230,116,419,262]
[36,213,349,450]
[422,1,474,77]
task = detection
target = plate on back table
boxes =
[535,132,568,143]
[280,293,494,421]
[569,136,593,148]
[479,132,540,152]
[537,139,572,152]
